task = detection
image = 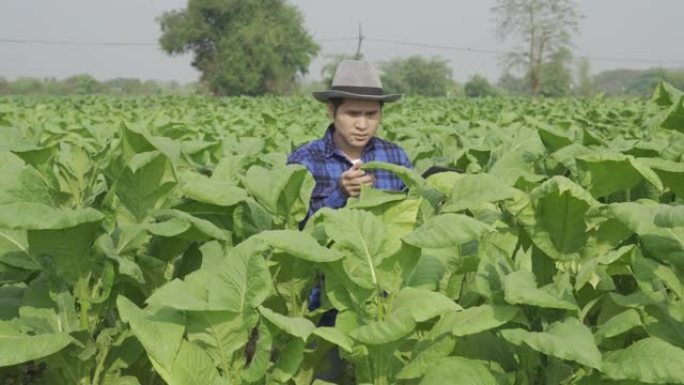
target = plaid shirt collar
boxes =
[322,124,376,159]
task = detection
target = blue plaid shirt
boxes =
[287,124,412,221]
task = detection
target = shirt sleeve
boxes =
[399,147,413,169]
[287,148,349,227]
[309,184,346,213]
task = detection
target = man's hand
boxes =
[339,162,375,198]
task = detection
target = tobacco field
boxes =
[0,82,684,385]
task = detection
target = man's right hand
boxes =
[339,162,375,198]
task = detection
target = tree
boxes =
[540,47,573,97]
[592,68,684,97]
[465,75,499,98]
[575,57,593,96]
[498,72,528,95]
[493,0,581,96]
[380,56,454,97]
[158,0,319,96]
[63,74,104,95]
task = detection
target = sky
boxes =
[1,0,683,83]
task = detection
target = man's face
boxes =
[329,99,382,157]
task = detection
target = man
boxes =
[286,60,412,380]
[287,60,412,223]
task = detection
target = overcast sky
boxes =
[1,0,683,83]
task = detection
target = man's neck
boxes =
[332,131,363,160]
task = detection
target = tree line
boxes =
[0,75,202,96]
[3,64,682,99]
[2,0,681,98]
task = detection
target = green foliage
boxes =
[593,67,684,97]
[576,58,593,97]
[158,0,319,96]
[0,76,201,96]
[0,82,683,384]
[540,48,574,97]
[498,72,529,96]
[380,55,456,97]
[464,75,499,97]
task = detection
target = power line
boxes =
[0,38,156,47]
[366,38,504,55]
[0,37,357,46]
[365,37,684,65]
[2,36,683,65]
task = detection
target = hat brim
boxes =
[312,90,402,103]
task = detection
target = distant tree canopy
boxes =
[465,75,499,98]
[493,0,581,96]
[158,0,319,96]
[0,76,201,96]
[540,48,573,97]
[380,56,454,97]
[575,58,593,97]
[497,48,574,97]
[593,68,684,97]
[497,72,528,95]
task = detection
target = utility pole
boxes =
[355,23,364,59]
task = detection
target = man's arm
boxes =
[399,147,413,169]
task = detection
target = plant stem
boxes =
[77,274,91,332]
[91,344,111,385]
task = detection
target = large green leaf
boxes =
[521,177,599,259]
[441,173,518,213]
[185,310,258,373]
[660,95,684,133]
[0,228,37,271]
[241,321,272,383]
[115,151,177,223]
[255,230,342,262]
[361,161,444,208]
[603,337,684,383]
[150,339,221,385]
[396,335,455,380]
[500,318,602,370]
[594,309,642,342]
[0,202,103,230]
[369,197,421,261]
[17,207,104,282]
[605,203,684,271]
[419,357,499,385]
[269,338,305,383]
[312,327,353,353]
[631,248,683,301]
[576,154,662,198]
[429,304,519,339]
[349,311,415,345]
[0,321,73,367]
[322,209,386,290]
[654,205,684,228]
[146,239,271,312]
[258,306,315,341]
[503,270,577,310]
[403,213,492,249]
[243,164,314,223]
[180,172,247,207]
[0,164,56,206]
[392,287,462,322]
[149,209,228,241]
[639,158,684,197]
[116,296,185,370]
